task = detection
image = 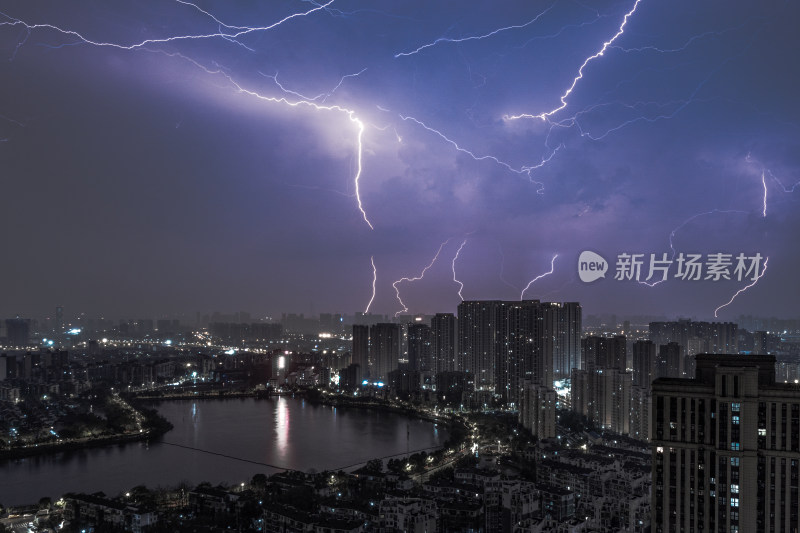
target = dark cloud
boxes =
[0,0,797,320]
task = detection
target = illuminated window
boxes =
[732,415,740,425]
[731,402,741,412]
[731,442,740,451]
[731,497,739,507]
[731,457,740,466]
[731,484,739,494]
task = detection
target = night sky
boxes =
[0,0,798,321]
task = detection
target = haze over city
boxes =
[0,0,798,320]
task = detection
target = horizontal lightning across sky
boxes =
[0,0,794,319]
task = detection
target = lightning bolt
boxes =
[520,254,558,300]
[0,6,377,231]
[767,169,800,194]
[398,113,562,192]
[364,256,377,314]
[714,257,769,318]
[452,240,468,301]
[747,153,800,218]
[636,209,749,288]
[261,68,367,103]
[0,1,336,51]
[609,22,750,54]
[506,0,642,121]
[667,209,749,259]
[392,240,451,316]
[394,4,555,58]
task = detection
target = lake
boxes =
[0,396,447,506]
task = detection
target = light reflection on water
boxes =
[0,397,447,506]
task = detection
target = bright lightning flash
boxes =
[364,256,377,313]
[451,240,468,301]
[0,3,376,230]
[506,0,642,121]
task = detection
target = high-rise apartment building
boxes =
[650,320,738,378]
[5,318,30,347]
[519,379,557,439]
[571,366,632,435]
[582,335,627,371]
[431,313,456,374]
[549,302,582,380]
[369,323,401,381]
[457,300,502,392]
[457,300,580,404]
[407,323,432,373]
[633,339,657,388]
[656,342,682,379]
[352,324,370,377]
[651,354,800,533]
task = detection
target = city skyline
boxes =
[0,1,798,319]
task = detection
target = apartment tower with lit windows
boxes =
[651,354,800,533]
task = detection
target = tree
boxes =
[364,459,383,473]
[251,473,268,489]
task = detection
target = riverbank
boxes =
[1,395,451,507]
[307,391,469,453]
[0,400,172,462]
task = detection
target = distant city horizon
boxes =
[4,304,800,331]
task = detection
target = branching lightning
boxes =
[394,4,555,58]
[520,254,558,300]
[0,5,377,230]
[392,240,451,316]
[714,257,769,318]
[398,113,562,192]
[636,209,749,288]
[1,1,787,319]
[505,0,642,121]
[0,1,336,51]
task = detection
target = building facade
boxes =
[651,354,800,533]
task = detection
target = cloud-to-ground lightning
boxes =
[364,256,377,314]
[714,257,769,318]
[451,240,468,301]
[0,7,378,231]
[520,254,558,300]
[1,1,790,321]
[392,240,451,316]
[506,0,642,121]
[394,4,554,58]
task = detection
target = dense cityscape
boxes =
[1,304,799,532]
